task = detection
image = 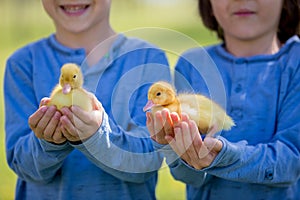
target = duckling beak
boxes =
[62,83,71,94]
[143,100,155,112]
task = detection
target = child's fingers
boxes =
[203,137,223,152]
[146,112,156,140]
[181,113,190,122]
[161,109,174,137]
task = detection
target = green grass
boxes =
[0,1,218,199]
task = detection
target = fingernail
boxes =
[60,116,67,124]
[71,106,77,112]
[40,106,48,112]
[54,111,61,119]
[49,105,57,111]
[61,107,68,114]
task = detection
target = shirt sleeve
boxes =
[70,111,164,183]
[4,57,74,183]
[169,128,300,187]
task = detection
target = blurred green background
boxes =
[0,0,218,199]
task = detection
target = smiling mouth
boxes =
[60,4,90,15]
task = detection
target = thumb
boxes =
[40,97,51,107]
[89,93,102,110]
[204,137,223,152]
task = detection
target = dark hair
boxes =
[198,0,300,43]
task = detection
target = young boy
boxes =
[4,0,170,199]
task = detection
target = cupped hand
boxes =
[28,97,66,144]
[146,108,179,144]
[59,94,103,143]
[165,113,223,169]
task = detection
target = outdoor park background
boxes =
[0,0,219,199]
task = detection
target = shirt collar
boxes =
[215,35,300,62]
[48,34,86,56]
[79,34,127,74]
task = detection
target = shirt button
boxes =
[235,59,246,64]
[231,109,243,119]
[75,50,83,55]
[264,168,274,180]
[234,84,242,93]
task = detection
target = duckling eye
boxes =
[73,75,77,79]
[156,92,161,97]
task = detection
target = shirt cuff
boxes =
[151,139,168,150]
[39,138,72,152]
[203,136,246,170]
[169,136,228,172]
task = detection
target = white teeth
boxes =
[63,5,87,13]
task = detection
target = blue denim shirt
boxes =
[159,35,300,200]
[4,34,171,200]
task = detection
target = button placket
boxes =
[230,59,248,120]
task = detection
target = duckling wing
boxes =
[72,89,93,112]
[178,94,234,133]
[178,94,212,133]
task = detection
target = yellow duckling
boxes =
[143,81,235,134]
[47,63,92,112]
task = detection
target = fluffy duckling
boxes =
[47,63,93,112]
[143,81,235,134]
